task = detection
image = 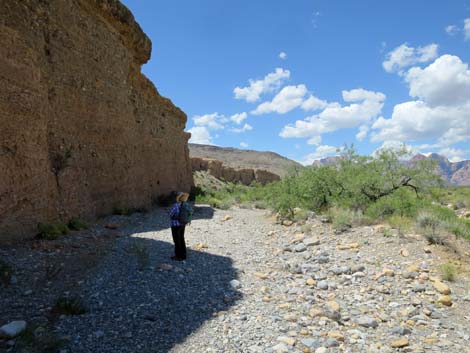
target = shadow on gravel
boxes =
[191,205,215,221]
[54,216,241,353]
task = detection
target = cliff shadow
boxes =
[56,230,240,353]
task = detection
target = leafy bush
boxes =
[37,223,69,240]
[440,263,458,282]
[328,207,354,232]
[68,218,88,231]
[387,215,413,235]
[52,297,87,315]
[0,258,13,285]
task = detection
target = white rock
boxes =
[0,321,27,338]
[230,279,241,289]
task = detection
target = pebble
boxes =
[0,321,27,338]
[356,316,378,328]
[230,279,241,289]
[390,337,410,348]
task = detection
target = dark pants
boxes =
[171,226,186,259]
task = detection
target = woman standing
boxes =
[168,192,192,261]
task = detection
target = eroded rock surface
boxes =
[191,157,280,185]
[0,0,193,241]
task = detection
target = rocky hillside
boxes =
[191,157,280,185]
[411,154,470,186]
[189,144,302,178]
[0,0,193,241]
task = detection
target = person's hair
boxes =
[176,192,189,203]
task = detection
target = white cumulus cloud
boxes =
[188,126,213,145]
[233,68,290,103]
[405,54,470,107]
[280,88,386,144]
[252,85,308,115]
[240,142,249,148]
[445,25,459,36]
[372,54,470,147]
[279,52,287,60]
[301,95,328,111]
[356,125,369,141]
[465,18,470,41]
[230,112,248,125]
[383,43,438,74]
[231,123,253,133]
[193,113,227,130]
[301,145,344,165]
[438,147,469,162]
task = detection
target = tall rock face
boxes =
[0,0,193,241]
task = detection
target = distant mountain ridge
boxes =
[188,144,303,177]
[410,153,470,186]
[311,153,470,186]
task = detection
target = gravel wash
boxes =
[50,207,470,352]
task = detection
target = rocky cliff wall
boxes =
[0,0,193,241]
[191,158,280,185]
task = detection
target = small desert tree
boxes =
[334,146,440,211]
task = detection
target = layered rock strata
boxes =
[191,158,280,186]
[0,0,193,241]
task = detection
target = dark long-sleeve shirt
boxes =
[168,202,182,227]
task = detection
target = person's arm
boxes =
[168,203,179,219]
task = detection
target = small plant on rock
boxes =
[37,223,70,240]
[0,258,13,285]
[328,207,353,232]
[440,263,458,282]
[52,297,87,315]
[68,218,88,231]
[416,212,444,245]
[113,206,132,216]
[300,223,312,234]
[383,228,393,238]
[130,242,150,271]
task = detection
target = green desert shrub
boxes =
[68,218,88,231]
[387,215,413,235]
[440,263,458,282]
[112,206,132,216]
[300,223,312,234]
[328,207,354,232]
[130,242,150,271]
[37,223,69,240]
[52,297,87,315]
[0,258,13,285]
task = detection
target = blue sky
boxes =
[121,0,470,164]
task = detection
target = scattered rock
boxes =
[0,321,27,338]
[438,295,453,306]
[390,338,409,348]
[356,316,378,328]
[433,281,451,295]
[304,237,321,247]
[277,336,296,346]
[222,215,232,222]
[294,243,307,253]
[230,279,241,289]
